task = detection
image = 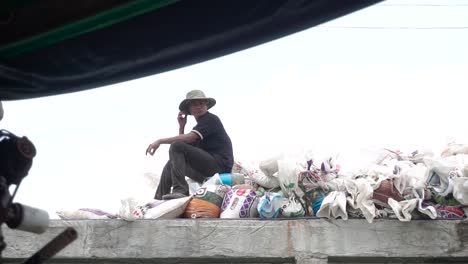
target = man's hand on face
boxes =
[177,111,187,128]
[146,141,161,156]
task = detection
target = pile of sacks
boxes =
[58,144,468,222]
[295,146,468,223]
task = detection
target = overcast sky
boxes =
[2,0,468,218]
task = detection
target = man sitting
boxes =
[146,90,233,200]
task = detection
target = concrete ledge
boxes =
[2,219,468,262]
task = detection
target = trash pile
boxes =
[57,144,468,222]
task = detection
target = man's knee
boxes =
[169,140,187,153]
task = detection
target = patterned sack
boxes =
[220,189,259,218]
[435,205,465,219]
[132,200,164,219]
[185,184,230,218]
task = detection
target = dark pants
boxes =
[154,141,221,199]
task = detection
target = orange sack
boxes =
[184,185,230,218]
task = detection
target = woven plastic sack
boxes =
[251,172,280,189]
[57,208,117,220]
[185,184,230,218]
[259,156,281,177]
[132,197,192,220]
[220,189,259,218]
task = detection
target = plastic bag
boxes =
[425,158,462,197]
[257,192,287,218]
[392,164,427,195]
[119,197,140,221]
[316,191,348,220]
[321,156,338,173]
[453,177,468,205]
[345,178,376,223]
[277,159,299,197]
[232,160,259,176]
[281,197,305,217]
[186,177,202,195]
[387,189,436,222]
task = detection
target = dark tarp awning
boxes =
[0,0,383,100]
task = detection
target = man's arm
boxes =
[158,131,199,145]
[146,131,199,156]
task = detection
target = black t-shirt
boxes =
[191,112,233,172]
